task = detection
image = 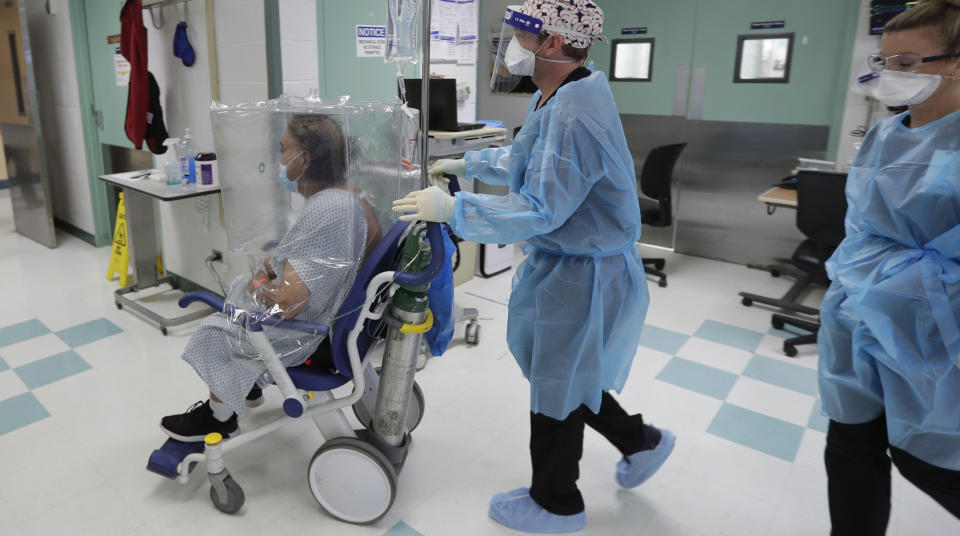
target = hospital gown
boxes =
[818,108,960,470]
[182,188,367,416]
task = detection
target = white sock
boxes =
[209,398,234,422]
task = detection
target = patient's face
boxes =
[280,130,308,181]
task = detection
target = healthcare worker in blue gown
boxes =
[393,1,674,533]
[818,1,960,534]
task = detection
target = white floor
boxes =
[0,188,957,536]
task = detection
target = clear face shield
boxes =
[490,9,546,93]
[490,8,596,93]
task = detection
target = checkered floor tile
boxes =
[0,317,122,436]
[641,318,821,463]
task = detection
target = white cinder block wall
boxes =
[25,0,95,236]
[215,0,270,103]
[279,0,320,96]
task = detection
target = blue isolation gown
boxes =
[449,71,650,420]
[818,109,960,469]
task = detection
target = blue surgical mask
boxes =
[278,151,303,193]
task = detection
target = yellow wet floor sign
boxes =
[106,193,164,287]
[106,193,130,287]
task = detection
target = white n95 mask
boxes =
[872,70,942,107]
[505,37,537,76]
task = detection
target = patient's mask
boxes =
[278,151,303,193]
[872,70,943,107]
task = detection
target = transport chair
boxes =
[147,221,446,524]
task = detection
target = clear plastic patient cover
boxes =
[210,94,413,360]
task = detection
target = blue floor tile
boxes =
[14,350,91,389]
[638,325,690,355]
[384,521,425,536]
[0,392,50,435]
[656,357,739,400]
[708,403,805,462]
[808,398,829,433]
[55,318,122,348]
[0,356,7,372]
[742,355,819,396]
[0,319,50,348]
[695,320,765,353]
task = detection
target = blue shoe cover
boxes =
[489,488,585,534]
[616,428,675,488]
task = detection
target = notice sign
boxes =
[356,25,386,58]
[751,20,785,30]
[114,48,130,86]
[621,27,648,35]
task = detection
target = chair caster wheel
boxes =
[465,321,480,346]
[161,326,168,336]
[658,279,667,288]
[654,260,665,270]
[115,302,122,310]
[210,476,244,514]
[770,270,781,278]
[741,297,753,307]
[772,318,784,330]
[783,344,798,358]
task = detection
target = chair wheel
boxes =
[772,318,784,330]
[658,279,667,288]
[783,343,798,357]
[465,321,480,346]
[161,326,168,336]
[115,302,123,310]
[209,476,244,514]
[770,269,781,278]
[308,437,397,524]
[741,297,753,307]
[654,260,665,270]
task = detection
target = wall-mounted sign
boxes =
[114,48,130,86]
[751,21,786,30]
[621,27,648,35]
[356,25,386,58]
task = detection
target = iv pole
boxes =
[419,0,432,188]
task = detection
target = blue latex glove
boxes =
[616,427,675,488]
[489,488,585,533]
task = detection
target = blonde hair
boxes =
[885,0,960,53]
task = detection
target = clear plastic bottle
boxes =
[179,128,196,183]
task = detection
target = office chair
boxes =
[740,171,847,356]
[637,143,687,288]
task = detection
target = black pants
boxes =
[529,392,656,515]
[825,416,960,535]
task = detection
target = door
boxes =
[83,0,134,149]
[0,0,56,247]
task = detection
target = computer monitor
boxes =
[401,78,458,132]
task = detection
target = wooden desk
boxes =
[758,186,797,214]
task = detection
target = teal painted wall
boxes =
[590,0,698,117]
[317,0,417,101]
[590,0,859,128]
[692,0,859,126]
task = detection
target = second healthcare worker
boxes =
[393,0,674,532]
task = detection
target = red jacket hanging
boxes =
[120,0,148,149]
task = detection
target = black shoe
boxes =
[246,385,264,408]
[160,400,238,442]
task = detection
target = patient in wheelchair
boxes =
[161,114,383,442]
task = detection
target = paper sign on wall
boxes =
[114,48,130,86]
[356,25,387,58]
